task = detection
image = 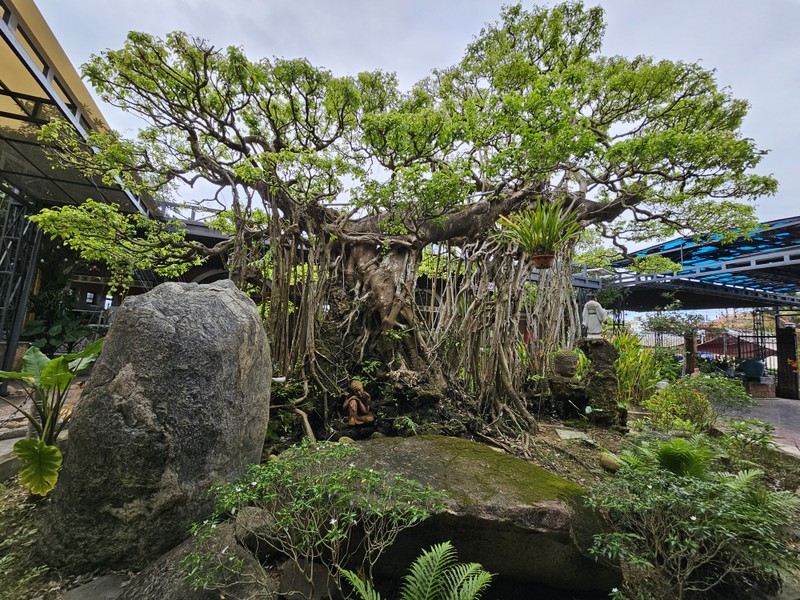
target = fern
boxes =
[342,541,493,600]
[399,542,455,600]
[629,436,719,478]
[340,570,383,600]
[443,563,494,600]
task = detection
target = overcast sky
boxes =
[35,0,800,224]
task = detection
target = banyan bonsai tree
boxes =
[34,3,773,433]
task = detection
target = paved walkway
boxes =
[746,397,800,456]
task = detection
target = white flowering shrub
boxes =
[185,439,443,597]
[586,437,800,599]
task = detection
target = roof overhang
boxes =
[0,0,156,215]
[612,216,800,311]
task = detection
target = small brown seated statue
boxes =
[342,379,375,425]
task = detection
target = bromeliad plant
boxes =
[498,203,582,259]
[0,339,103,496]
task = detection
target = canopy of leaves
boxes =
[30,200,206,291]
[37,2,773,258]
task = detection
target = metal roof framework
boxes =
[612,216,800,311]
[0,0,157,216]
[0,0,165,379]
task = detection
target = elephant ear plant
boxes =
[0,338,103,496]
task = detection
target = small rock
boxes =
[600,452,622,473]
[556,428,588,441]
[338,436,355,444]
[118,524,278,600]
[370,431,386,439]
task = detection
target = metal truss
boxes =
[614,272,800,309]
[675,247,800,289]
[0,184,40,382]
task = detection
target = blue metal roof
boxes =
[611,216,800,310]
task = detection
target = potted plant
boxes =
[498,203,582,268]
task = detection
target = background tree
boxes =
[35,2,774,434]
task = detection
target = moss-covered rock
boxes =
[549,375,589,419]
[354,435,619,593]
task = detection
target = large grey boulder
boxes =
[42,280,271,571]
[353,436,619,594]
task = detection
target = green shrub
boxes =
[643,374,758,433]
[587,437,800,599]
[613,331,661,407]
[185,439,444,596]
[725,418,776,451]
[680,374,756,416]
[653,347,681,381]
[642,385,715,432]
[341,541,493,600]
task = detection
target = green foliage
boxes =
[394,415,419,437]
[13,439,62,497]
[29,199,205,292]
[418,246,462,280]
[643,312,706,336]
[498,203,582,256]
[0,340,102,496]
[587,437,800,599]
[22,288,94,356]
[612,331,661,407]
[653,347,681,382]
[724,418,777,452]
[0,340,102,446]
[644,374,757,433]
[341,541,493,600]
[574,348,590,380]
[627,435,718,478]
[642,385,714,433]
[629,255,683,275]
[680,373,756,416]
[186,440,443,596]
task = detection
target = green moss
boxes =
[358,435,583,507]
